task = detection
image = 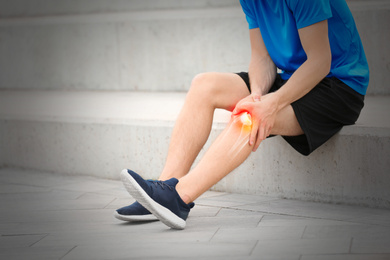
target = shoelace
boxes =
[149,180,174,191]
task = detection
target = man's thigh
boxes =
[278,77,364,155]
[271,105,304,136]
[190,72,250,112]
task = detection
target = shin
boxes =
[176,112,254,203]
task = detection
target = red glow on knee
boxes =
[240,112,252,126]
[231,112,252,132]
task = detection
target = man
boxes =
[115,0,369,229]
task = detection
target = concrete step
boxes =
[1,90,389,208]
[0,0,389,94]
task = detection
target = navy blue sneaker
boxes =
[120,169,194,229]
[114,201,158,222]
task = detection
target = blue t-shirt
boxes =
[240,0,369,95]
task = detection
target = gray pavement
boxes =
[1,168,390,260]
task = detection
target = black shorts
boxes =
[236,72,365,156]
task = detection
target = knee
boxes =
[188,72,220,100]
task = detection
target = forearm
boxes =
[273,55,331,111]
[233,20,331,151]
[273,19,332,111]
[248,54,277,96]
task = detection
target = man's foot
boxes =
[120,169,194,229]
[114,201,158,222]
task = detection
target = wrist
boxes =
[250,86,262,97]
[250,88,262,95]
[272,91,286,111]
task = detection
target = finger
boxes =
[257,123,265,141]
[262,124,268,140]
[252,94,261,102]
[231,100,243,114]
[253,130,262,152]
[232,102,248,115]
[266,125,272,138]
[249,120,259,146]
[232,102,251,116]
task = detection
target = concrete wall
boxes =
[1,118,389,208]
[0,4,249,91]
[213,131,390,208]
[0,120,172,179]
[0,0,239,17]
[0,0,388,93]
[0,121,4,168]
[353,2,390,95]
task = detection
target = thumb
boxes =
[232,102,251,116]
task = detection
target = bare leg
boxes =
[176,105,303,204]
[159,72,250,180]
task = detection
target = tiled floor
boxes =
[1,168,390,260]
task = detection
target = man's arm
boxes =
[232,28,276,118]
[233,20,332,151]
[273,19,332,111]
[248,28,276,97]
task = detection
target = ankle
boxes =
[159,171,179,181]
[158,174,172,181]
[175,183,193,204]
[180,193,193,204]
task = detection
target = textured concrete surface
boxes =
[0,0,240,17]
[0,91,388,128]
[0,0,389,94]
[1,91,389,207]
[0,6,249,92]
[1,167,390,260]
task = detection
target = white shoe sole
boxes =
[113,211,158,222]
[120,169,186,230]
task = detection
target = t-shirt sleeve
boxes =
[286,0,332,29]
[240,0,259,29]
